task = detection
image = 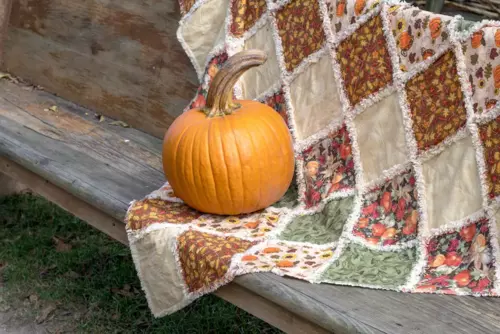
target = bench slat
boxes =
[2,79,500,334]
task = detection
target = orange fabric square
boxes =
[178,230,257,292]
[405,51,467,151]
[275,0,326,72]
[336,15,393,106]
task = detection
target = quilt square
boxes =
[354,93,409,183]
[422,136,483,230]
[301,125,356,207]
[241,22,281,100]
[180,0,196,15]
[261,88,291,129]
[290,54,343,139]
[415,218,494,294]
[230,0,267,36]
[178,0,229,77]
[279,196,355,244]
[387,4,452,73]
[325,0,382,36]
[462,26,500,114]
[178,230,257,292]
[478,115,500,199]
[405,50,467,151]
[336,15,393,107]
[353,167,419,246]
[321,243,417,287]
[275,0,326,72]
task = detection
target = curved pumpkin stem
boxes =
[205,49,267,117]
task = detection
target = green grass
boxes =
[0,194,281,333]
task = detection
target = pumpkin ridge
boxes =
[219,118,239,214]
[169,122,195,202]
[228,117,246,212]
[206,120,223,213]
[189,124,205,210]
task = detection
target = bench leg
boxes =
[0,171,29,196]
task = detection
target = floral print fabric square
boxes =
[387,4,451,73]
[275,0,326,72]
[261,88,290,129]
[126,200,201,230]
[405,51,467,151]
[353,167,419,246]
[416,218,494,294]
[301,125,356,207]
[230,0,267,36]
[478,115,500,199]
[462,26,500,114]
[336,15,393,107]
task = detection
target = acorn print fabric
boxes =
[126,0,500,317]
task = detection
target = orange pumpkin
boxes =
[399,31,413,51]
[471,30,484,49]
[496,29,500,47]
[494,65,500,88]
[354,0,366,16]
[163,50,295,215]
[428,17,441,40]
[336,0,346,17]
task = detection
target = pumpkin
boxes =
[471,30,484,49]
[494,65,500,88]
[496,29,500,47]
[336,0,346,17]
[162,50,295,215]
[354,0,366,16]
[399,31,413,51]
[428,17,441,40]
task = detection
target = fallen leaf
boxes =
[111,285,134,297]
[97,115,105,122]
[52,237,72,252]
[49,105,58,112]
[109,120,129,128]
[111,313,120,320]
[36,304,57,323]
[0,72,11,80]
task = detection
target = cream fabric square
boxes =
[179,0,228,77]
[354,93,408,183]
[241,22,280,100]
[131,226,188,316]
[423,136,483,230]
[290,55,342,140]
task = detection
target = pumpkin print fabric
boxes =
[462,26,500,114]
[387,4,452,73]
[127,0,500,318]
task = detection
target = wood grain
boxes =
[3,79,500,334]
[0,0,12,64]
[4,0,198,138]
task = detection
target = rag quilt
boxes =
[125,0,500,317]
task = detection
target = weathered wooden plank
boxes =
[0,170,28,196]
[4,0,198,138]
[0,0,12,64]
[0,156,129,244]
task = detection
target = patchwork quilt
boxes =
[125,0,500,317]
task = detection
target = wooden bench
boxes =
[2,1,500,333]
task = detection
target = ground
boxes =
[0,194,281,333]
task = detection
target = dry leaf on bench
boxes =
[109,120,130,128]
[52,237,72,252]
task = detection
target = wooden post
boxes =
[0,0,12,65]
